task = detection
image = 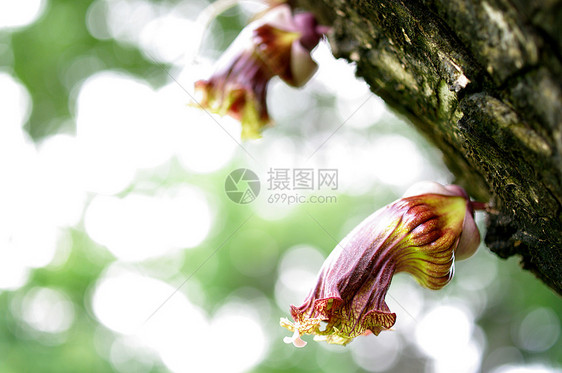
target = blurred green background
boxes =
[0,0,561,372]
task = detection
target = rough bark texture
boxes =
[297,0,562,294]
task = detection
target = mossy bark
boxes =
[297,0,562,294]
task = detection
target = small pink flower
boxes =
[281,182,484,346]
[194,4,326,139]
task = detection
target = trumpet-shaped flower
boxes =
[194,4,326,139]
[280,182,483,346]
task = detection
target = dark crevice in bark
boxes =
[496,64,539,92]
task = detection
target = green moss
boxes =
[437,79,458,120]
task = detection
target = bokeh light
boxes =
[0,0,47,30]
[92,265,267,373]
[76,71,175,194]
[350,331,402,372]
[85,186,212,261]
[275,245,325,313]
[19,287,75,335]
[415,304,474,359]
[515,307,560,352]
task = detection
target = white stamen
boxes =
[283,328,307,348]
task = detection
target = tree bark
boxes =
[297,0,562,294]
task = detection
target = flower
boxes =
[280,182,483,347]
[194,4,326,139]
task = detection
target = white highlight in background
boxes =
[85,186,212,261]
[274,245,325,312]
[92,266,266,373]
[20,287,75,334]
[76,70,238,194]
[0,73,70,290]
[515,307,560,352]
[369,135,424,187]
[86,0,209,65]
[416,304,483,373]
[0,0,47,30]
[76,71,177,195]
[350,331,402,372]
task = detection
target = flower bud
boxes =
[280,182,483,346]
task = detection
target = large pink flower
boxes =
[194,4,326,139]
[281,182,483,346]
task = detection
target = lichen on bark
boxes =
[297,0,562,294]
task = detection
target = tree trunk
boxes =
[297,0,562,294]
